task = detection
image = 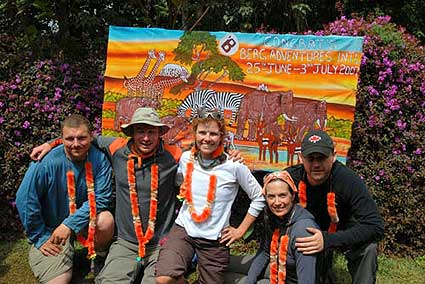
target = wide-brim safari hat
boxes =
[120,107,170,137]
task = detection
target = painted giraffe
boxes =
[123,50,156,96]
[143,51,165,92]
[123,50,166,96]
[150,70,189,100]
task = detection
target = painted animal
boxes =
[177,89,215,121]
[224,131,236,150]
[285,139,301,166]
[236,90,295,140]
[256,83,269,92]
[114,97,160,131]
[161,116,190,145]
[123,50,165,97]
[205,92,244,125]
[256,118,279,163]
[149,65,189,100]
[284,100,327,142]
[158,64,189,78]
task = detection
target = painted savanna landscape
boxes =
[102,28,359,170]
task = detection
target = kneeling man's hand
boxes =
[40,239,63,257]
[50,224,72,246]
[295,227,324,255]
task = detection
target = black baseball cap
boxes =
[301,130,334,156]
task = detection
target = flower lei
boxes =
[178,146,219,223]
[127,154,158,260]
[327,192,338,233]
[298,180,339,233]
[66,161,97,259]
[270,229,289,284]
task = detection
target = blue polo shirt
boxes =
[16,145,112,248]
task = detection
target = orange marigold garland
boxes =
[270,230,279,284]
[210,143,224,159]
[270,229,289,284]
[298,180,307,208]
[189,174,216,223]
[67,161,97,259]
[66,171,77,213]
[298,180,339,234]
[178,147,217,223]
[327,192,339,233]
[127,156,158,261]
[177,148,196,200]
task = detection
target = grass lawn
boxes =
[1,239,424,284]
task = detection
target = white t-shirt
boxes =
[175,151,265,240]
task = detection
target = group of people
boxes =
[16,106,384,284]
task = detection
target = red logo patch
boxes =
[308,135,321,143]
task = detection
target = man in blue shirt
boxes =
[16,114,114,284]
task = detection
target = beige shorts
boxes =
[28,239,74,284]
[95,238,160,284]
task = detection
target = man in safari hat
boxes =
[285,130,384,284]
[31,107,182,284]
[31,107,243,284]
[93,107,183,284]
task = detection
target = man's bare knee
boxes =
[46,270,72,284]
[95,211,114,249]
[156,275,178,284]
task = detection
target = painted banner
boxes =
[102,26,363,171]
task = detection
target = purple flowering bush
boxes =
[309,16,425,256]
[0,58,104,240]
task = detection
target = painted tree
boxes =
[173,31,245,91]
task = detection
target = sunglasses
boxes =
[195,108,223,120]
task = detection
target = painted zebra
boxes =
[205,92,244,125]
[177,89,216,121]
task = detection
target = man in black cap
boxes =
[285,130,384,284]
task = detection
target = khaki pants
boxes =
[95,238,159,284]
[29,239,74,284]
